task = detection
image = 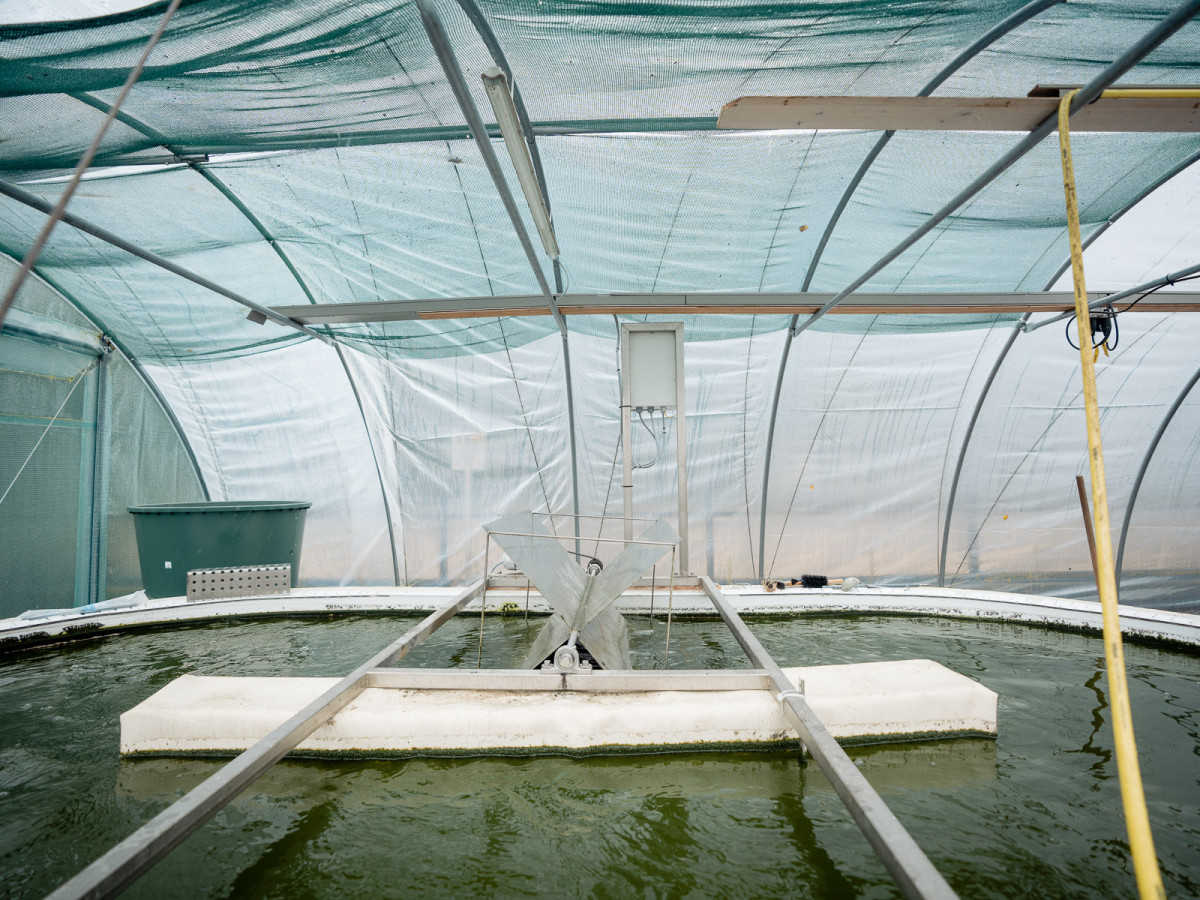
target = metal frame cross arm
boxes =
[699,577,958,900]
[45,580,485,900]
[0,0,183,333]
[799,0,1064,296]
[0,177,330,345]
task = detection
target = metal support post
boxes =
[621,337,634,545]
[700,577,956,900]
[87,341,113,606]
[46,580,485,900]
[673,327,689,574]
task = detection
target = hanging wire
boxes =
[631,408,662,469]
[0,358,99,509]
[1065,304,1119,355]
[1121,270,1200,312]
[1065,272,1200,356]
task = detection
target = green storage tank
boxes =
[128,501,310,599]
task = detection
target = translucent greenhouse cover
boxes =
[1,0,1199,616]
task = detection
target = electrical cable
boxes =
[1065,272,1200,355]
[631,408,661,469]
[1065,304,1118,354]
[1121,271,1200,312]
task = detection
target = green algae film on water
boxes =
[2,615,1199,899]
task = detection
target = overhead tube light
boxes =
[481,66,559,260]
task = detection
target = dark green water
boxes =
[2,614,1199,899]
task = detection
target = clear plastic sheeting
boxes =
[0,255,203,617]
[0,1,1198,612]
[146,342,397,587]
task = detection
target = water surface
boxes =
[2,614,1198,899]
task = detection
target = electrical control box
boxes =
[628,329,678,410]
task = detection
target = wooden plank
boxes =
[717,95,1200,132]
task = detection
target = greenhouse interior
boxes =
[2,1,1200,898]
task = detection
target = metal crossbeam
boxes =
[45,581,484,900]
[700,577,958,900]
[270,290,1200,324]
[365,668,770,692]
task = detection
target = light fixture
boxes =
[481,66,559,260]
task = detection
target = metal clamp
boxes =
[776,687,805,706]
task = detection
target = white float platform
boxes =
[5,581,1200,649]
[120,658,997,756]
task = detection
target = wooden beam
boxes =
[717,95,1200,132]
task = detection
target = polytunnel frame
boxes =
[758,0,1064,580]
[38,0,584,589]
[756,0,1200,580]
[937,146,1200,588]
[0,251,211,608]
[65,91,407,587]
[416,0,585,557]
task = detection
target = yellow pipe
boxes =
[1057,89,1166,900]
[1098,88,1200,98]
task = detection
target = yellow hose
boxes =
[1057,88,1172,900]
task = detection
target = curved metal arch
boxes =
[936,314,1028,586]
[1026,146,1200,331]
[938,149,1200,585]
[0,246,210,501]
[755,0,1062,579]
[799,0,1062,294]
[69,92,404,585]
[418,0,584,560]
[1115,362,1200,590]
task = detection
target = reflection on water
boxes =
[2,614,1200,899]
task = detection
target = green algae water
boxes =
[2,614,1199,899]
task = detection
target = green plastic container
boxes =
[128,501,310,599]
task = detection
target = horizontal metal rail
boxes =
[532,511,661,522]
[46,580,484,900]
[486,529,677,547]
[271,290,1200,324]
[700,576,957,900]
[365,668,769,692]
[1023,260,1200,332]
[1,309,104,356]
